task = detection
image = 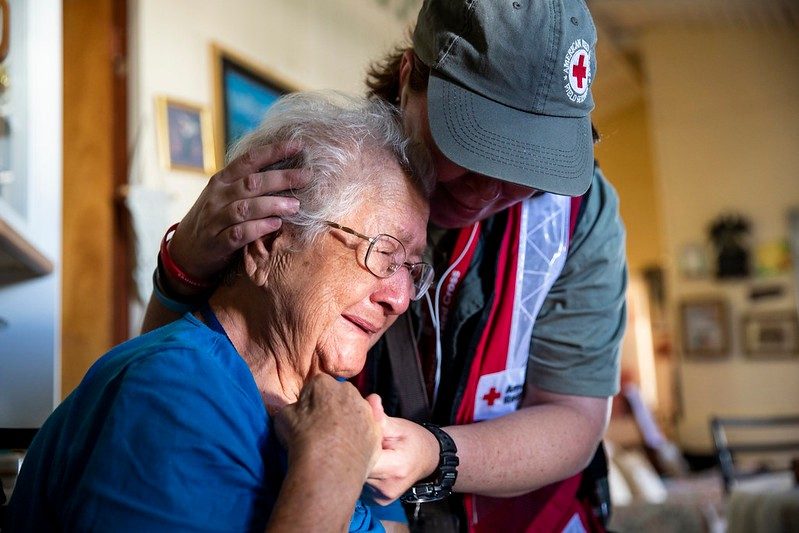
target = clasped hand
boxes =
[275,376,440,505]
[365,415,441,504]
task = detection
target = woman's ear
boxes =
[398,49,414,111]
[243,232,280,287]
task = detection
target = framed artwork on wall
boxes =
[155,96,215,174]
[680,298,730,358]
[211,43,297,166]
[742,310,799,358]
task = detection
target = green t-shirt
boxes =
[526,166,627,397]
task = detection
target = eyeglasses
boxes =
[325,221,434,301]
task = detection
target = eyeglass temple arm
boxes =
[325,221,373,243]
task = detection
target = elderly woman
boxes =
[6,93,432,532]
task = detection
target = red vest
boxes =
[442,194,601,532]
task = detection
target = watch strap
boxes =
[400,423,459,503]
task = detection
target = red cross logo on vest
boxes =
[482,387,501,406]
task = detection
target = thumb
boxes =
[378,414,408,450]
[365,393,386,427]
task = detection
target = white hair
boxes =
[228,91,432,248]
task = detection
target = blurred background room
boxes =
[1,0,798,531]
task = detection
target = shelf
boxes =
[0,216,53,284]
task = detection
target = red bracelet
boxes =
[159,223,214,290]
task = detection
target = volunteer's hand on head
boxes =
[275,374,385,478]
[167,142,310,292]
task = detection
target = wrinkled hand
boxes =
[169,142,310,287]
[275,375,385,480]
[366,416,440,504]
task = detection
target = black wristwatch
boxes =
[400,423,459,503]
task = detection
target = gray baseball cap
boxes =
[413,0,597,196]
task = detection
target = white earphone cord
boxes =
[424,221,480,409]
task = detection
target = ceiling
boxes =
[591,0,798,48]
[588,0,799,121]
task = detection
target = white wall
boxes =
[640,27,799,449]
[0,0,63,427]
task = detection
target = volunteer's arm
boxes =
[370,391,609,500]
[450,389,609,496]
[141,143,308,333]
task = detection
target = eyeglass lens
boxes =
[368,235,404,275]
[408,263,434,300]
[366,235,433,300]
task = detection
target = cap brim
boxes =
[427,72,594,196]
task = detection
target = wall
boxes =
[0,0,63,427]
[640,27,799,450]
[594,100,663,274]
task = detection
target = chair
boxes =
[0,429,38,451]
[0,428,38,529]
[710,415,799,494]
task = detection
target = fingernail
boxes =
[286,198,300,212]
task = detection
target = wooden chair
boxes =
[710,415,799,494]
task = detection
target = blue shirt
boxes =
[7,314,383,532]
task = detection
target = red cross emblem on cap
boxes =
[572,54,587,89]
[564,39,592,102]
[568,51,590,96]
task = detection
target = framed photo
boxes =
[155,96,215,174]
[680,298,730,358]
[211,43,298,165]
[742,311,799,358]
[678,242,710,279]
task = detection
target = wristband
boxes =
[152,264,201,315]
[159,223,214,290]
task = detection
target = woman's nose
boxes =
[372,272,412,315]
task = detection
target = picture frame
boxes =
[742,311,799,358]
[679,298,730,358]
[677,242,710,279]
[211,43,298,166]
[155,96,215,174]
